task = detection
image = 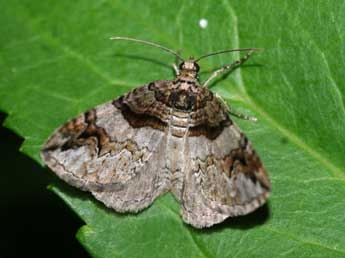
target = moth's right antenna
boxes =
[195,48,262,62]
[110,37,185,62]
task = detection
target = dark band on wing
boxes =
[42,117,85,152]
[113,97,168,131]
[59,109,110,153]
[113,95,231,139]
[223,134,271,191]
[42,109,111,154]
[188,118,232,140]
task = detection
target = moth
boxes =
[41,37,270,228]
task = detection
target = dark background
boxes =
[0,112,90,258]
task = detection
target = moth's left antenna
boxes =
[110,36,184,62]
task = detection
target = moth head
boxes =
[179,58,200,78]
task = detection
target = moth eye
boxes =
[194,62,200,72]
[179,62,185,70]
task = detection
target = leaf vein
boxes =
[224,1,345,181]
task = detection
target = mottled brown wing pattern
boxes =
[41,83,172,212]
[180,123,270,228]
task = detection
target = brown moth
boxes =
[41,37,270,228]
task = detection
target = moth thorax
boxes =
[169,90,196,111]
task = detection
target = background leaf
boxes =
[1,0,345,257]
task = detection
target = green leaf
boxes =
[1,0,345,257]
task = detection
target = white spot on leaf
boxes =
[199,18,208,29]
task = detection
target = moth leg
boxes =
[215,93,257,122]
[202,49,256,88]
[173,63,180,76]
[229,107,257,122]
